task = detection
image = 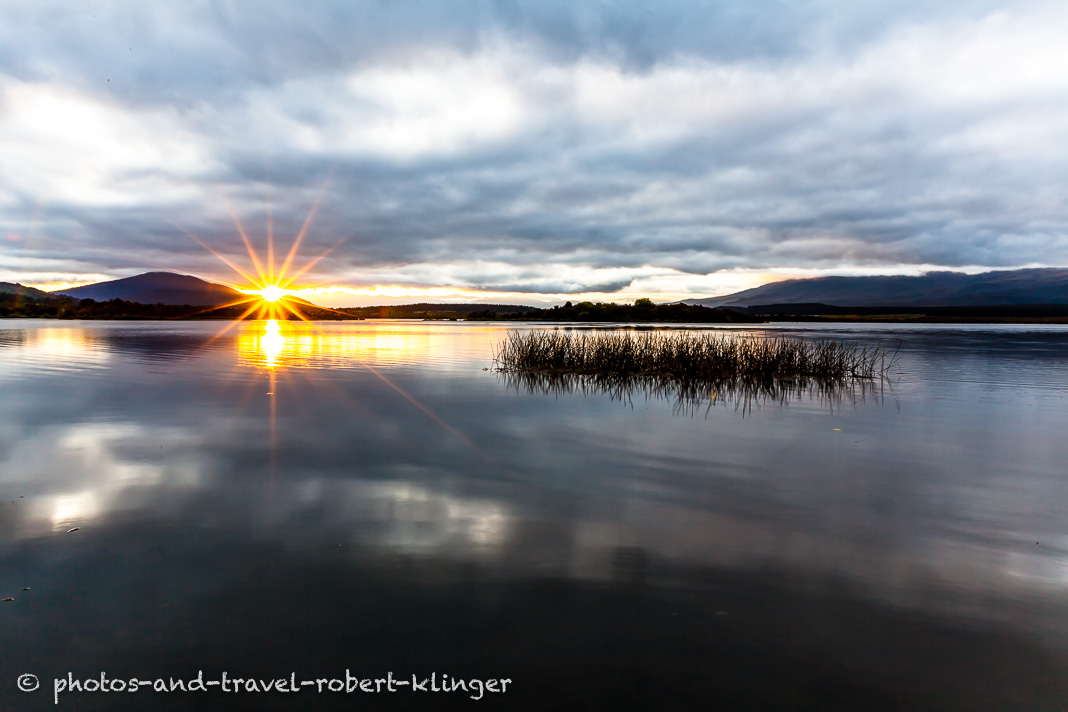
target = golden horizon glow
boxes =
[260,285,285,302]
[287,277,784,307]
[22,280,98,292]
[18,264,1026,305]
[177,185,355,324]
[20,277,774,307]
[293,284,709,305]
[278,269,805,307]
[240,283,297,304]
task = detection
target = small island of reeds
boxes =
[495,330,897,382]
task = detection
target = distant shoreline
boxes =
[6,291,1068,324]
[762,315,1068,324]
[5,314,1068,325]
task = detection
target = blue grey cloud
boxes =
[1,0,1066,303]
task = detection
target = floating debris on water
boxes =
[67,527,80,533]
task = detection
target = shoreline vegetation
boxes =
[733,302,1068,324]
[4,291,1068,323]
[466,300,1068,324]
[460,299,761,323]
[0,295,756,322]
[0,294,361,320]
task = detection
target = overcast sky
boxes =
[2,0,1067,306]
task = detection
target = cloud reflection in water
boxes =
[3,321,1068,709]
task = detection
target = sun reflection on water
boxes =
[234,320,482,371]
[260,319,284,368]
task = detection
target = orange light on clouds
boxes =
[24,281,97,292]
[288,270,787,307]
[297,285,518,300]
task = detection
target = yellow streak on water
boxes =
[235,320,500,371]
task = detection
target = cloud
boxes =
[0,80,212,207]
[2,1,1068,299]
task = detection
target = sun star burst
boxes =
[173,187,355,350]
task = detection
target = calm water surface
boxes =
[2,319,1068,710]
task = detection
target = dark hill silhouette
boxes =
[0,282,50,299]
[686,268,1068,308]
[54,272,252,306]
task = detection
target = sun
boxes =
[174,186,353,324]
[257,285,288,303]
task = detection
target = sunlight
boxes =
[260,319,284,368]
[49,490,102,531]
[260,285,286,303]
[19,328,111,367]
[235,322,479,371]
[187,191,482,462]
[239,283,295,305]
[175,183,357,333]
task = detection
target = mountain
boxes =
[54,272,249,306]
[0,282,50,299]
[686,268,1068,308]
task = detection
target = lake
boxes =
[2,319,1067,710]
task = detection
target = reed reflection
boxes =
[500,370,889,415]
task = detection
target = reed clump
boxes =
[495,330,896,382]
